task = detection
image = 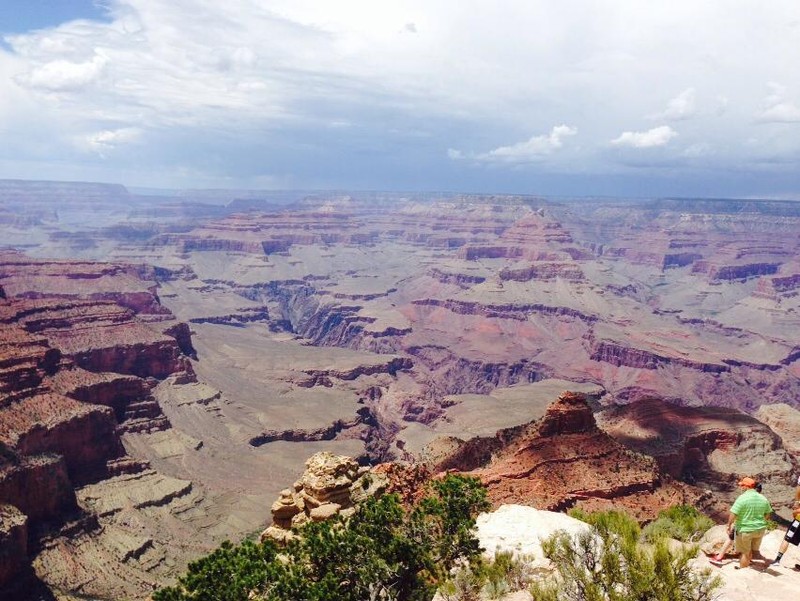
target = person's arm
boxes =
[727,511,737,533]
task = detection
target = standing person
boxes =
[771,475,800,567]
[711,481,763,564]
[726,476,772,569]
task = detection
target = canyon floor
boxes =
[2,181,800,599]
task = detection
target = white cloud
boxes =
[78,127,142,156]
[611,125,678,148]
[651,88,696,120]
[756,83,800,123]
[18,54,107,91]
[454,125,577,163]
[1,1,800,189]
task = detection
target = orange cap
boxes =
[738,477,757,489]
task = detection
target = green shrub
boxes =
[530,509,721,601]
[153,539,280,601]
[154,474,489,601]
[439,565,483,601]
[479,550,533,598]
[642,505,715,543]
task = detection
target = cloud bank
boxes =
[0,0,798,195]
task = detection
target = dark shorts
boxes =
[785,520,800,546]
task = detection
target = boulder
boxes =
[261,452,387,544]
[476,504,590,563]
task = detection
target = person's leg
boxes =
[750,530,766,561]
[714,527,736,561]
[772,540,790,565]
[735,531,749,567]
[736,531,760,568]
[774,519,800,565]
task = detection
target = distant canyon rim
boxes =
[1,179,800,600]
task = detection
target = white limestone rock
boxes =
[475,504,590,562]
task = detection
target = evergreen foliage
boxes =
[153,474,490,601]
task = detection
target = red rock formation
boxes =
[1,393,123,484]
[448,391,703,521]
[754,270,800,299]
[589,338,728,373]
[693,260,781,282]
[0,251,196,562]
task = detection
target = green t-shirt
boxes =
[731,489,772,533]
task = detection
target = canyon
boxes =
[1,180,800,599]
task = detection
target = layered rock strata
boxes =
[429,391,711,521]
[0,252,198,598]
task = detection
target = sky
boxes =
[1,1,800,197]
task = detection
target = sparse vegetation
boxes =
[155,491,721,601]
[641,505,715,543]
[439,550,535,601]
[153,474,490,601]
[531,509,721,601]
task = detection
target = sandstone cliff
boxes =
[0,252,198,597]
[422,391,712,522]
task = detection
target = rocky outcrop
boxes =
[0,504,28,590]
[428,268,486,288]
[260,452,432,545]
[299,357,412,383]
[692,260,782,282]
[3,393,124,484]
[0,252,200,597]
[188,306,270,326]
[260,452,384,543]
[499,262,584,282]
[754,272,800,299]
[249,411,370,447]
[753,403,800,458]
[475,504,589,562]
[459,246,522,260]
[589,339,729,373]
[662,252,703,269]
[461,392,693,520]
[412,299,596,324]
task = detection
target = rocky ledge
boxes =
[260,451,430,544]
[0,252,198,592]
